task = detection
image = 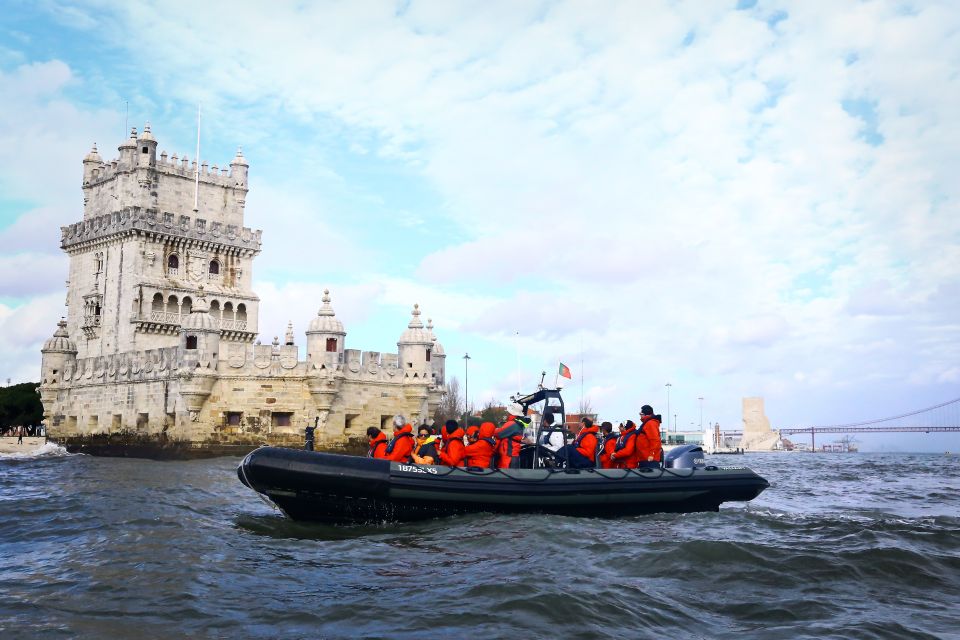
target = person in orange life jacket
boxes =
[555,417,600,468]
[410,424,439,465]
[437,419,466,467]
[464,421,496,468]
[384,414,415,462]
[495,403,528,468]
[366,426,389,459]
[610,420,641,469]
[598,421,618,468]
[636,405,664,468]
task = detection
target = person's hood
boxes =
[369,432,387,444]
[442,424,465,440]
[393,424,413,436]
[479,422,497,439]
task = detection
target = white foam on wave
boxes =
[0,441,75,460]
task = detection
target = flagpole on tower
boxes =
[193,103,201,213]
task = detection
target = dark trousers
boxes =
[557,445,594,469]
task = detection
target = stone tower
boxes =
[41,123,446,457]
[63,124,261,358]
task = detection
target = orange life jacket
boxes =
[368,432,388,459]
[438,425,466,467]
[573,425,599,462]
[637,416,663,464]
[384,424,415,462]
[611,426,640,468]
[464,422,496,468]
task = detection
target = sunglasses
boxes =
[417,434,430,438]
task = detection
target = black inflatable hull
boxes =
[238,447,769,523]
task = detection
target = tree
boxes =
[479,398,507,426]
[578,396,595,418]
[433,376,464,426]
[0,382,43,429]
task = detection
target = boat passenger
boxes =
[384,415,415,463]
[538,411,566,452]
[437,419,466,467]
[598,421,618,468]
[555,417,600,468]
[366,427,389,459]
[464,421,496,468]
[410,425,439,465]
[637,405,663,468]
[495,403,528,468]
[610,420,640,469]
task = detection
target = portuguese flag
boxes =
[558,362,572,379]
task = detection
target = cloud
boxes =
[1,1,958,443]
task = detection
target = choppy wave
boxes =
[1,452,959,639]
[0,441,73,460]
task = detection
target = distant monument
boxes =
[740,397,780,451]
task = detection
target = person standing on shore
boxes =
[637,406,663,468]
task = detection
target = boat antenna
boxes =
[580,333,584,414]
[193,102,201,213]
[515,330,521,394]
[538,370,546,390]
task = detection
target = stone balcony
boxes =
[133,311,250,334]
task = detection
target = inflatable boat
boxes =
[237,445,769,523]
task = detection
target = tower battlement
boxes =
[82,124,249,228]
[60,207,263,253]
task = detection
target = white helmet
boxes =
[507,402,524,417]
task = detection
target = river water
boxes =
[1,448,958,639]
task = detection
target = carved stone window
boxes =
[186,336,198,350]
[326,338,337,352]
[167,254,179,274]
[426,348,431,362]
[209,260,220,275]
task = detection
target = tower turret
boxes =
[306,289,345,366]
[229,147,249,188]
[82,143,102,185]
[136,121,158,168]
[427,318,445,386]
[40,318,78,386]
[118,126,137,167]
[179,291,220,369]
[398,303,433,379]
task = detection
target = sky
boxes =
[0,0,958,451]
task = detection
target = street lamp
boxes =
[665,382,672,438]
[698,396,704,431]
[462,353,471,425]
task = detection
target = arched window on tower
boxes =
[326,338,337,352]
[208,260,220,281]
[167,254,179,275]
[426,348,431,362]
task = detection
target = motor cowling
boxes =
[664,445,706,469]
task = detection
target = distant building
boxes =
[39,124,445,456]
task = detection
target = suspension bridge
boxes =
[722,395,960,450]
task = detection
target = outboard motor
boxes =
[663,445,706,469]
